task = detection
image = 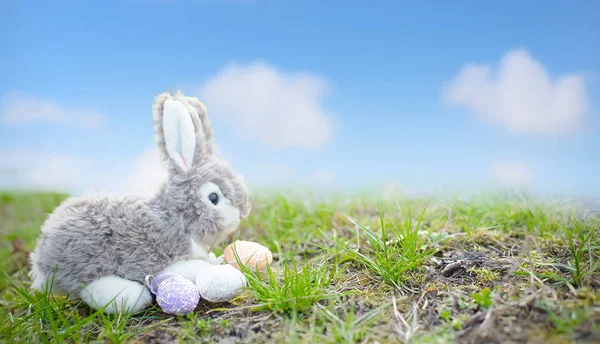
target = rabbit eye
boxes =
[208,192,219,205]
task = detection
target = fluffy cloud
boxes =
[0,147,167,194]
[490,160,532,186]
[198,61,334,149]
[123,151,337,193]
[311,169,336,185]
[239,162,338,190]
[0,149,83,192]
[1,93,106,129]
[0,145,329,194]
[0,144,243,195]
[442,49,590,136]
[125,148,167,194]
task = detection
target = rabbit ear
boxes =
[153,92,197,172]
[163,99,196,171]
[186,96,215,157]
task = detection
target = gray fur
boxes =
[29,90,251,296]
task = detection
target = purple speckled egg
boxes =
[145,273,200,315]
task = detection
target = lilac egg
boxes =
[146,273,200,315]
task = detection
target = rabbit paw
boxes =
[208,252,224,265]
[80,275,152,314]
[195,264,246,302]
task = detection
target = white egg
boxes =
[196,264,247,302]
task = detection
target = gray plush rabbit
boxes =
[29,90,251,314]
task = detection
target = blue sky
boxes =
[1,0,598,197]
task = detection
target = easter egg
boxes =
[222,240,273,272]
[145,273,200,315]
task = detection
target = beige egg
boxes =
[223,240,273,271]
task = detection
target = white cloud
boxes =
[243,163,298,188]
[381,183,407,199]
[1,93,106,129]
[242,162,340,191]
[490,160,532,186]
[0,143,241,195]
[0,149,83,192]
[197,61,334,149]
[442,49,590,136]
[125,148,167,194]
[311,169,336,185]
[123,151,338,194]
[0,145,333,195]
[0,147,168,194]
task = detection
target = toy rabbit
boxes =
[29,90,252,314]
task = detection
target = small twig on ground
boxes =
[520,266,558,300]
[459,295,538,339]
[441,259,468,277]
[392,297,419,343]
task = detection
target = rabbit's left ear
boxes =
[186,96,215,157]
[162,99,196,172]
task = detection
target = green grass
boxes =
[314,298,387,343]
[1,190,599,343]
[531,212,600,290]
[1,274,139,343]
[561,214,600,287]
[236,255,338,314]
[471,287,493,310]
[331,199,438,291]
